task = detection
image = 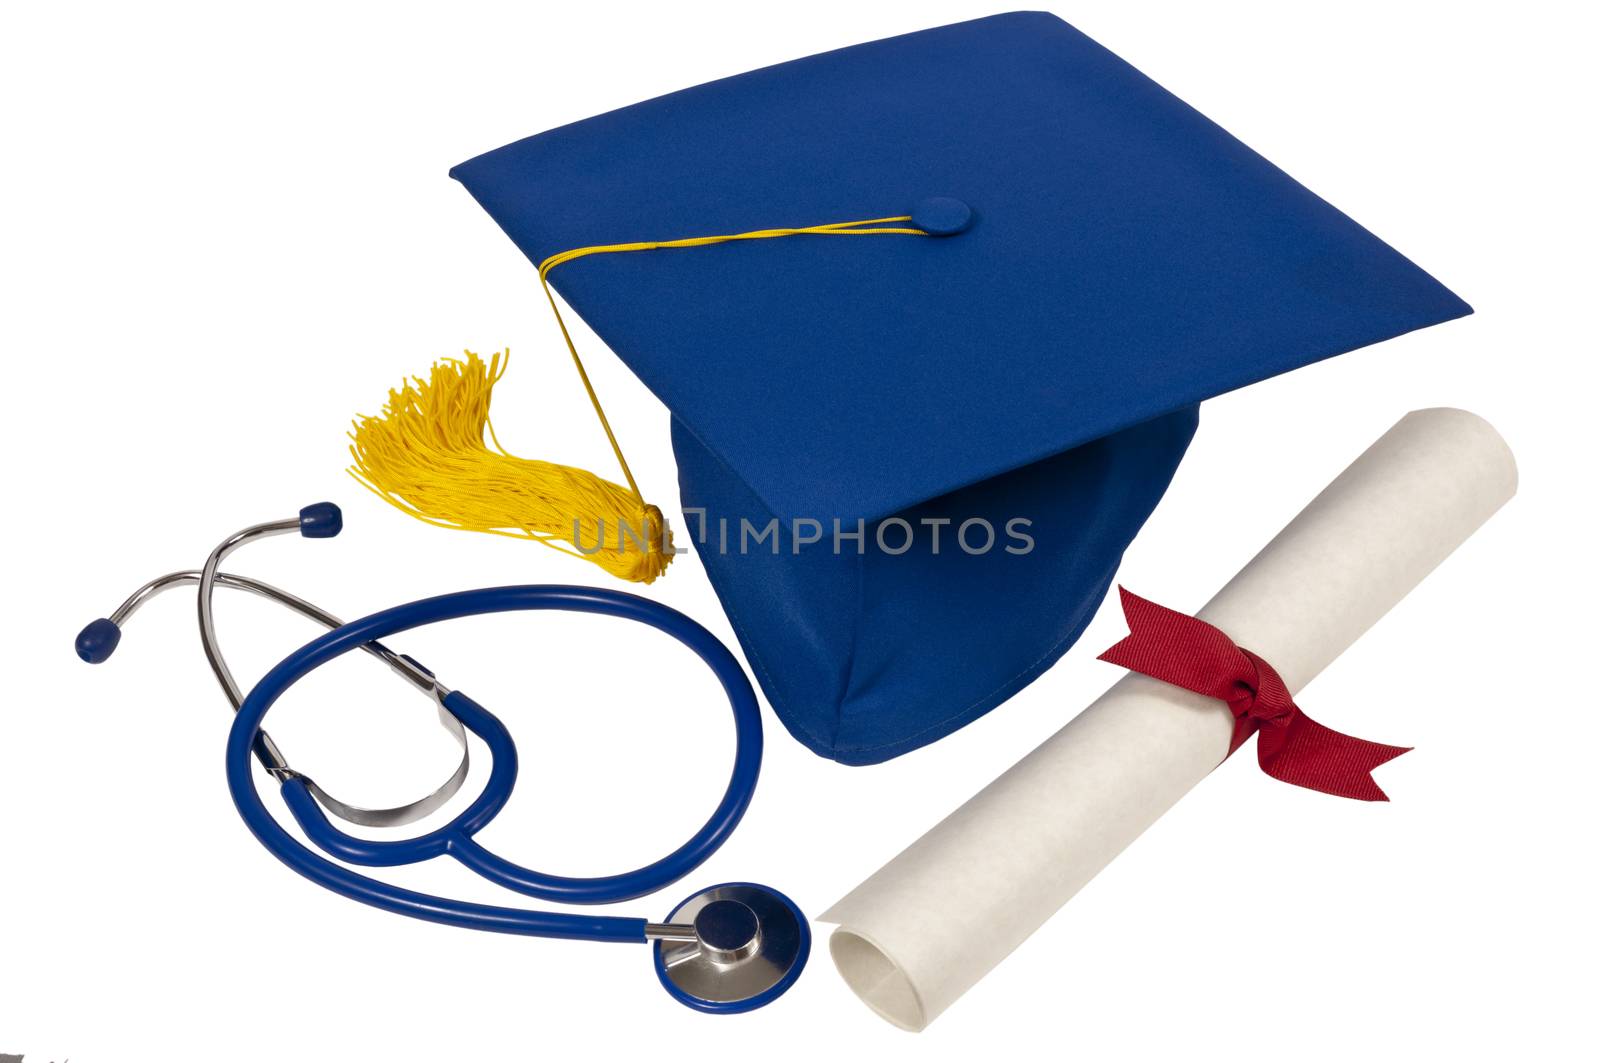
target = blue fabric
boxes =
[672,408,1197,762]
[449,12,1470,763]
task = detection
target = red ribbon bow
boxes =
[1098,588,1410,801]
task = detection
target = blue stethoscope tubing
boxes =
[227,584,762,945]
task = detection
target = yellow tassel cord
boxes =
[348,216,926,584]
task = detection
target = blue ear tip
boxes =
[298,502,343,539]
[76,618,122,663]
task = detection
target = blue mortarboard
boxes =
[445,12,1469,764]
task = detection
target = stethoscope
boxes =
[76,502,809,1013]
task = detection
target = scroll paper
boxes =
[822,408,1518,1031]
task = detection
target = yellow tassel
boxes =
[347,350,672,584]
[345,216,926,586]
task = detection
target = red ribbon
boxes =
[1098,588,1410,801]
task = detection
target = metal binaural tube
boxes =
[81,506,471,828]
[197,518,303,714]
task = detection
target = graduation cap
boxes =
[356,12,1468,764]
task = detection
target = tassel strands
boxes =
[347,350,672,583]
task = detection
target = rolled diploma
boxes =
[823,408,1517,1031]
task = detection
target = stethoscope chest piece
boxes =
[653,882,810,1013]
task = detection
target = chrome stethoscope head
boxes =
[650,883,811,1013]
[77,502,809,1013]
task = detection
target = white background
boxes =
[3,2,1596,1060]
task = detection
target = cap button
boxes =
[912,196,973,236]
